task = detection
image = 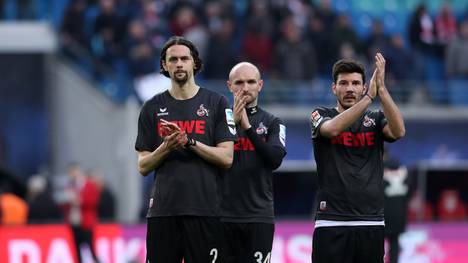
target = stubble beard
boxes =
[174,72,189,87]
[338,98,352,110]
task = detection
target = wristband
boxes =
[365,93,374,102]
[184,137,196,148]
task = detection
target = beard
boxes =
[337,93,359,110]
[173,71,189,86]
[338,98,355,110]
[242,92,257,105]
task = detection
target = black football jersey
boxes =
[221,106,287,223]
[135,88,237,217]
[310,107,394,221]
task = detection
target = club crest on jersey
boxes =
[256,122,268,135]
[311,110,323,128]
[196,104,209,117]
[363,115,376,127]
[157,107,169,116]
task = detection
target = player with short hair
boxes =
[135,36,237,263]
[221,62,287,263]
[310,53,405,263]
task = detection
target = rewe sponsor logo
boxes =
[331,132,375,147]
[157,120,206,136]
[234,137,255,151]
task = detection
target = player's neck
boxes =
[335,105,345,113]
[246,100,258,108]
[169,80,199,100]
[335,101,349,113]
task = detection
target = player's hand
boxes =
[162,131,186,151]
[375,53,386,92]
[160,119,180,136]
[233,89,246,124]
[367,68,378,100]
[239,107,251,130]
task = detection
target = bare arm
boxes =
[137,131,186,176]
[320,96,373,138]
[188,140,234,170]
[320,70,377,138]
[375,53,406,140]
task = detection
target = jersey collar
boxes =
[246,106,258,116]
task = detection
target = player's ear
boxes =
[258,79,264,92]
[332,82,337,95]
[227,81,234,93]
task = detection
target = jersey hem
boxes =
[314,220,385,228]
[220,216,274,224]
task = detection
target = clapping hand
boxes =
[159,119,188,150]
[233,89,247,125]
[375,53,386,92]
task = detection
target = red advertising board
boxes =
[1,222,468,263]
[0,225,77,263]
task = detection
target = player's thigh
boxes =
[222,222,243,263]
[312,227,354,263]
[146,217,183,263]
[354,226,385,263]
[182,216,224,263]
[246,223,274,263]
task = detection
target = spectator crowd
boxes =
[54,0,468,104]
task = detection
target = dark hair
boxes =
[332,59,366,84]
[159,36,203,77]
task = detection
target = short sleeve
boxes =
[214,95,237,144]
[135,103,157,152]
[310,108,331,139]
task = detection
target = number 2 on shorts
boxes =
[210,248,218,263]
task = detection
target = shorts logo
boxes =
[196,104,209,117]
[311,110,323,128]
[225,109,236,135]
[256,122,268,135]
[149,198,154,208]
[319,201,327,211]
[363,115,376,127]
[157,107,169,116]
[279,124,286,147]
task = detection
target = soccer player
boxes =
[135,36,237,263]
[221,62,287,263]
[310,53,405,263]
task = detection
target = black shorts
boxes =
[222,222,274,263]
[312,225,384,263]
[146,216,224,263]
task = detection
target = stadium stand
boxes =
[1,0,468,222]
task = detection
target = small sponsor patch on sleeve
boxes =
[279,124,286,147]
[225,109,236,135]
[311,110,323,129]
[225,109,235,126]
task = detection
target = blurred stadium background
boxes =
[1,0,468,262]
